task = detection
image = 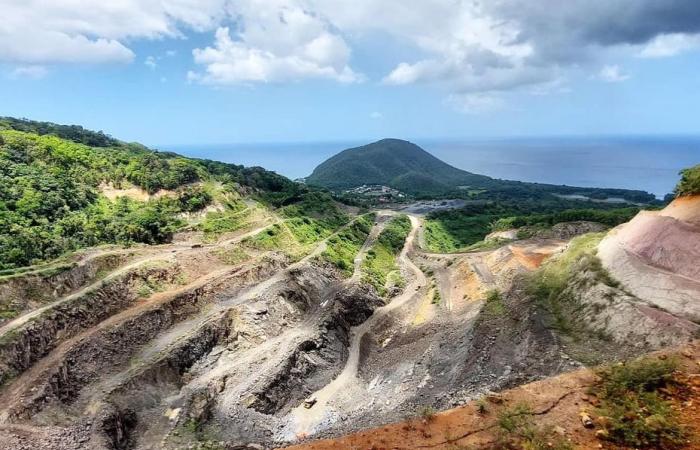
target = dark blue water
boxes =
[163,136,700,198]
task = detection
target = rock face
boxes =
[598,195,700,322]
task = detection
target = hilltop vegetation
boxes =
[675,164,700,197]
[423,200,640,253]
[307,138,657,203]
[0,118,339,269]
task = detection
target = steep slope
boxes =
[306,138,657,202]
[0,118,330,270]
[598,194,700,322]
[285,342,700,450]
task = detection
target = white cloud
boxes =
[8,65,48,79]
[188,2,363,85]
[598,65,630,83]
[2,0,700,95]
[145,56,158,69]
[370,111,383,119]
[0,0,226,65]
[639,33,700,58]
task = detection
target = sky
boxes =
[1,1,700,145]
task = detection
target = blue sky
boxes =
[1,1,700,145]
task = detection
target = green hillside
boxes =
[0,118,339,269]
[307,139,491,194]
[306,138,657,202]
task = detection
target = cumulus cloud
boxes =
[0,0,226,65]
[2,0,700,94]
[639,33,700,58]
[187,2,362,84]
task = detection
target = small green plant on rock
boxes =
[432,289,442,305]
[419,405,437,421]
[483,289,506,316]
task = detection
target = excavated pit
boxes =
[0,262,181,387]
[2,214,698,450]
[1,255,285,424]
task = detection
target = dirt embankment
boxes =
[599,195,700,322]
[285,341,700,450]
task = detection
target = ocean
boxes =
[162,136,700,199]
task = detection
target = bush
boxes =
[483,289,505,316]
[525,233,614,335]
[593,357,686,448]
[675,164,700,197]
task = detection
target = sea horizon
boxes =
[161,135,700,199]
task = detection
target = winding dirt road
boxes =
[287,215,427,437]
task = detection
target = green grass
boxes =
[198,199,250,239]
[243,212,351,261]
[431,288,441,305]
[284,216,334,245]
[361,215,411,296]
[483,289,506,316]
[496,403,573,450]
[592,357,686,448]
[243,223,299,256]
[320,214,374,276]
[386,270,406,290]
[525,233,616,336]
[213,246,250,265]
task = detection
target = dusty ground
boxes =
[284,341,700,450]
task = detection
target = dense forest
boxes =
[0,118,330,269]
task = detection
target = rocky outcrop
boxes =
[248,284,382,416]
[0,253,126,326]
[0,264,179,386]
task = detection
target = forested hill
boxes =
[306,138,657,202]
[0,118,332,269]
[307,138,494,194]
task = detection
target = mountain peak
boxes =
[306,139,483,194]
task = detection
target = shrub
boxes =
[593,357,686,449]
[496,403,572,450]
[483,289,505,316]
[675,164,700,197]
